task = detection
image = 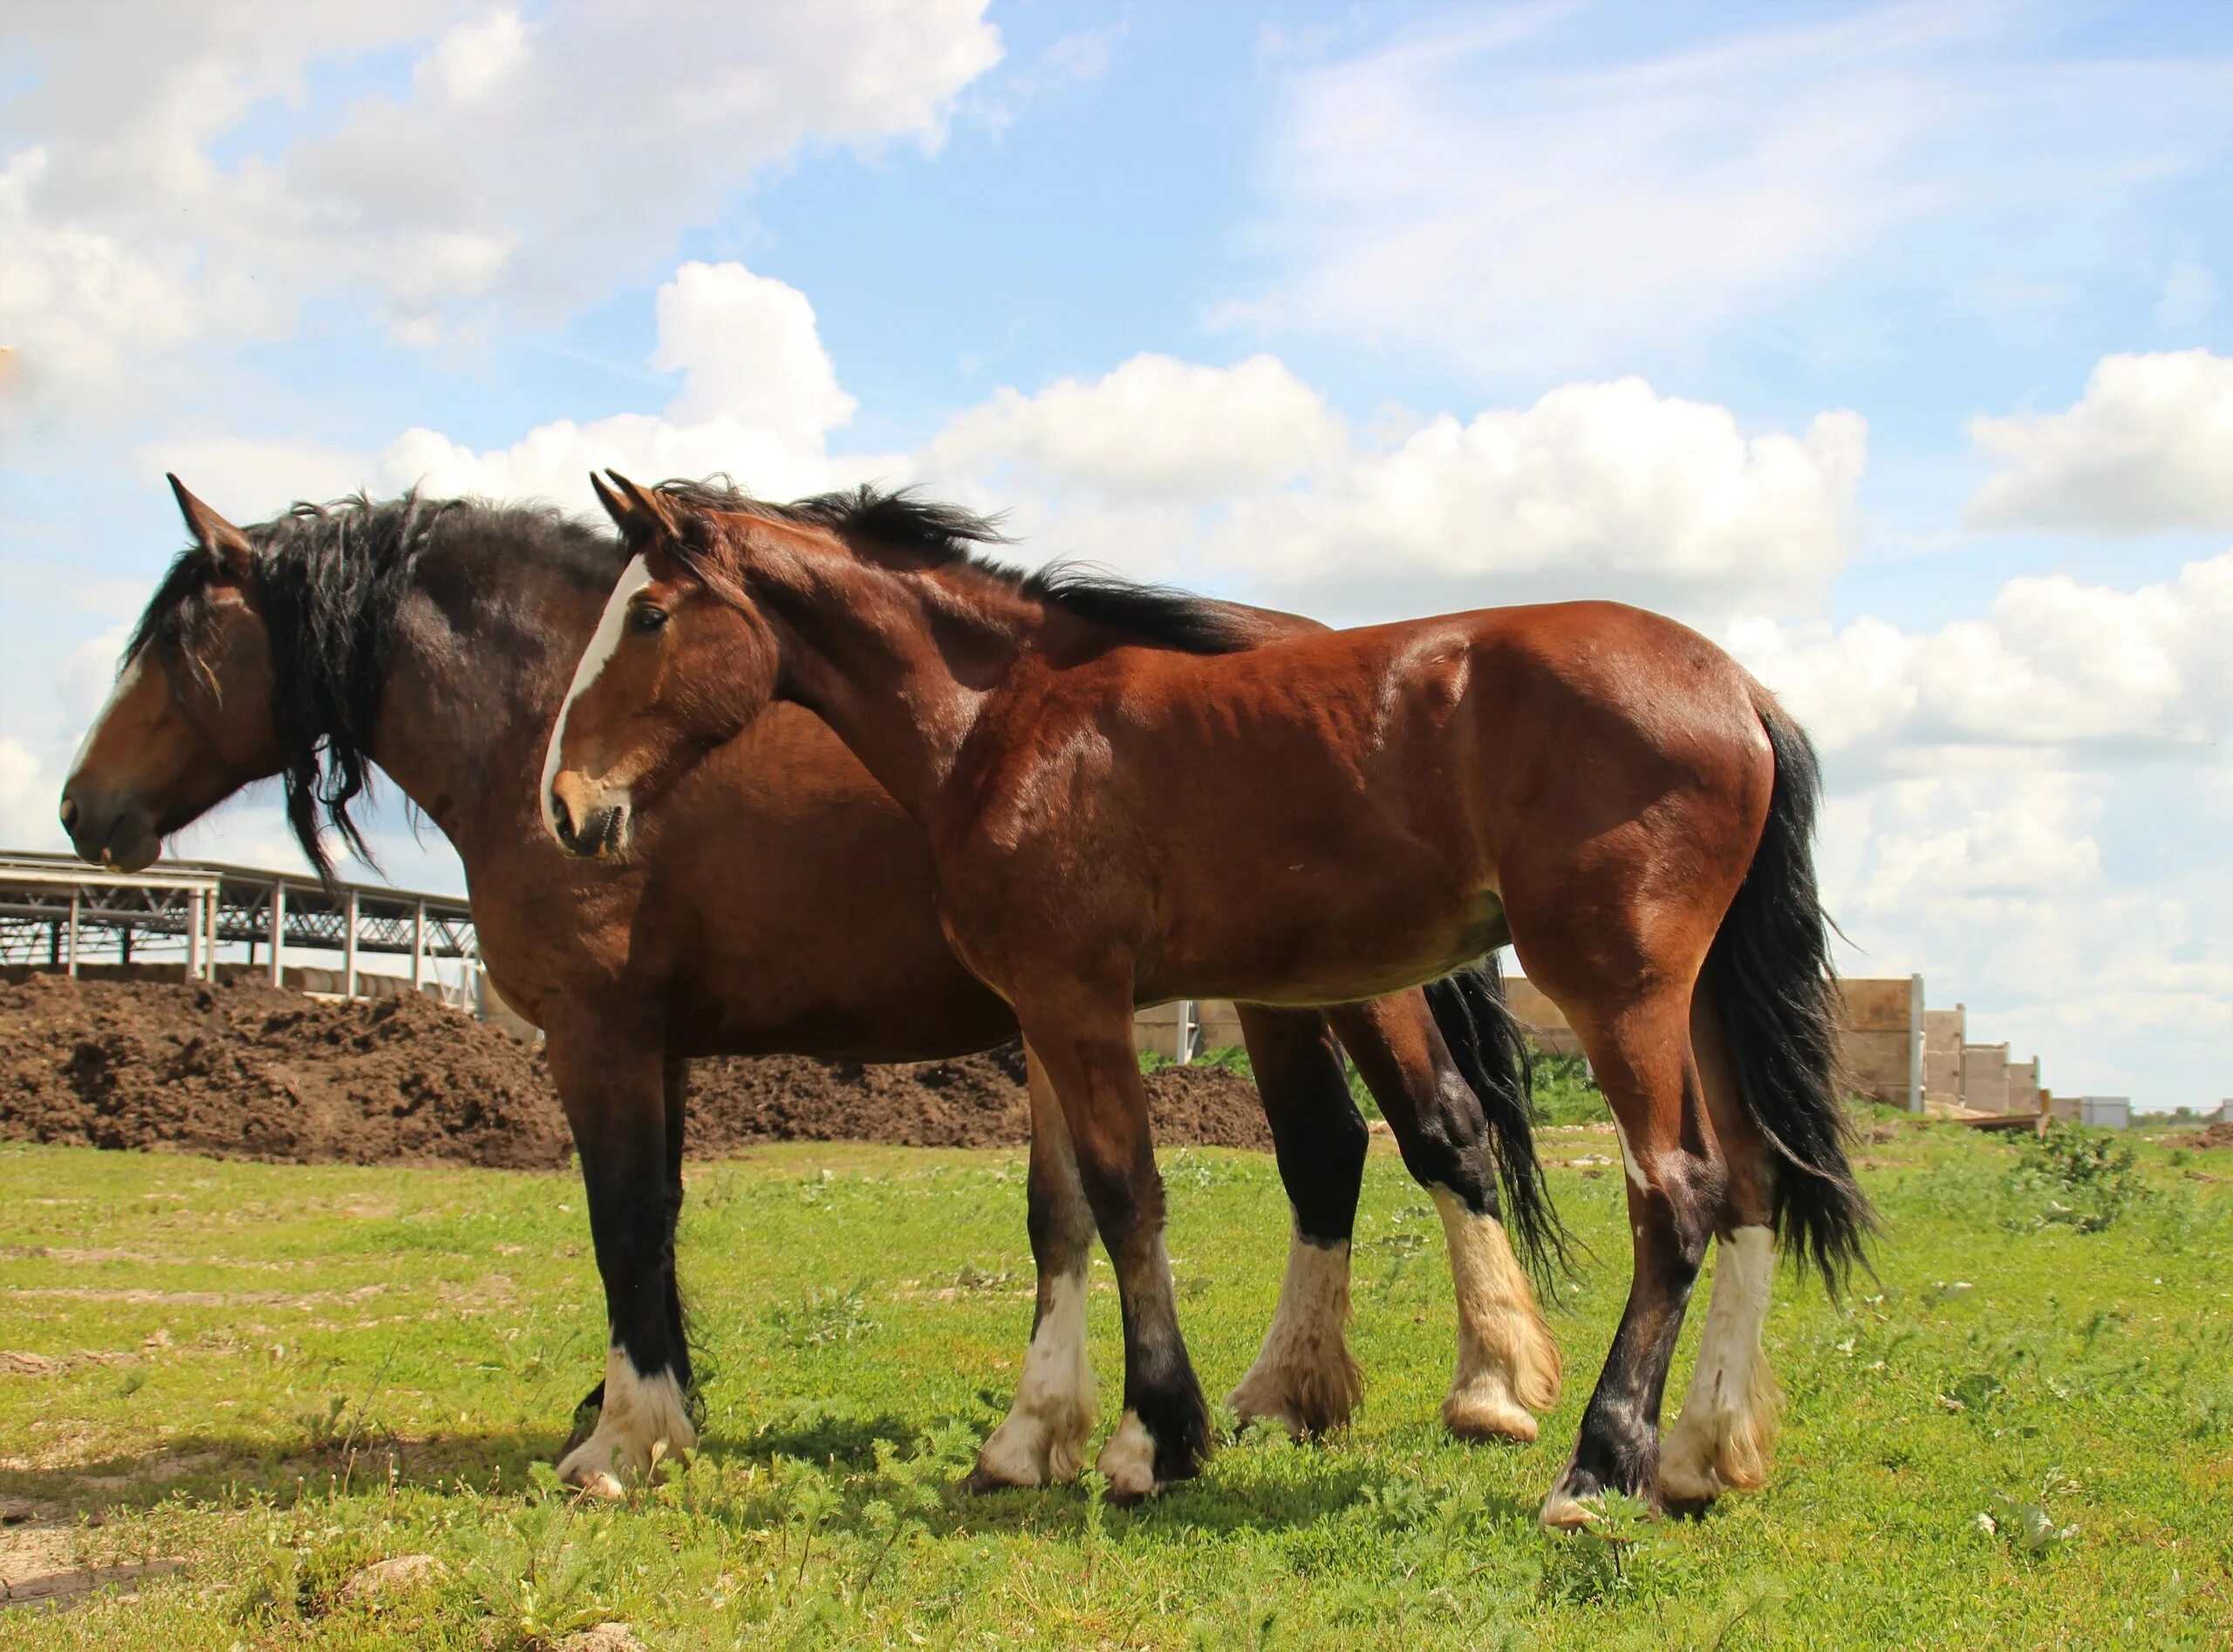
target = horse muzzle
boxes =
[549,777,633,861]
[58,786,163,873]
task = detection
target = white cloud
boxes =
[923,363,1864,617]
[925,353,1345,502]
[148,262,885,522]
[1730,550,2233,762]
[1235,5,2233,372]
[1725,556,2233,1108]
[0,0,1001,420]
[0,737,66,855]
[1966,350,2233,534]
[653,263,857,442]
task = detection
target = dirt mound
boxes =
[0,976,1273,1168]
[0,973,570,1169]
[2173,1121,2233,1151]
[685,1048,1271,1154]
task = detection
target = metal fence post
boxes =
[412,899,427,991]
[269,881,285,987]
[184,890,201,984]
[66,891,79,978]
[343,889,359,999]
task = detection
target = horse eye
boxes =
[627,604,669,635]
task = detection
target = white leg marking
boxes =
[556,1345,697,1498]
[1096,1410,1159,1502]
[1660,1225,1782,1503]
[1226,1223,1360,1438]
[974,1270,1095,1487]
[1433,1187,1562,1441]
[540,552,652,843]
[67,649,149,783]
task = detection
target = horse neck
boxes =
[757,556,1025,821]
[369,549,604,859]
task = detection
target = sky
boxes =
[3,0,2229,1109]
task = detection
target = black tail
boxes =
[1424,953,1570,1293]
[1702,691,1875,1290]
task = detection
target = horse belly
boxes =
[1146,864,1507,1008]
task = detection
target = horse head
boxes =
[60,476,284,871]
[543,472,781,860]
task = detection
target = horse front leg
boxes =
[1019,985,1211,1505]
[544,1019,697,1497]
[1225,1007,1368,1439]
[1330,993,1561,1443]
[968,1041,1098,1491]
[561,1054,694,1457]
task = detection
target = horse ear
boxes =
[167,474,253,578]
[594,470,679,549]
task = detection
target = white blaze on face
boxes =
[67,648,152,787]
[1660,1225,1783,1502]
[540,554,652,843]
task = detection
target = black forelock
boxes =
[648,477,1258,657]
[126,490,611,886]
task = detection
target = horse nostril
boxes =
[550,790,577,848]
[58,795,79,831]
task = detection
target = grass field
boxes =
[3,1116,2230,1648]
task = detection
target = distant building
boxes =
[2049,1095,2131,1130]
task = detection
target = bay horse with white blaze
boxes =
[549,474,1872,1521]
[61,475,1563,1496]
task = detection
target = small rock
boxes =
[340,1553,444,1602]
[559,1626,647,1652]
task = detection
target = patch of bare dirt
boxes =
[2174,1122,2233,1151]
[0,975,1276,1167]
[0,1525,183,1613]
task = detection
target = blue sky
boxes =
[3,1,2230,1106]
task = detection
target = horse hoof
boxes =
[1095,1411,1161,1505]
[564,1466,627,1501]
[1442,1388,1540,1444]
[1539,1487,1601,1530]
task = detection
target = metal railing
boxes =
[0,851,483,1013]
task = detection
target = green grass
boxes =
[3,1121,2230,1648]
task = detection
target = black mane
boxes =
[652,479,1258,657]
[128,491,611,885]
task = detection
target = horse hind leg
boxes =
[1224,1007,1367,1439]
[1658,984,1784,1513]
[969,1042,1097,1491]
[1330,988,1562,1444]
[1536,984,1722,1527]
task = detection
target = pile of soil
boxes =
[0,975,1271,1170]
[2174,1121,2233,1151]
[0,974,570,1169]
